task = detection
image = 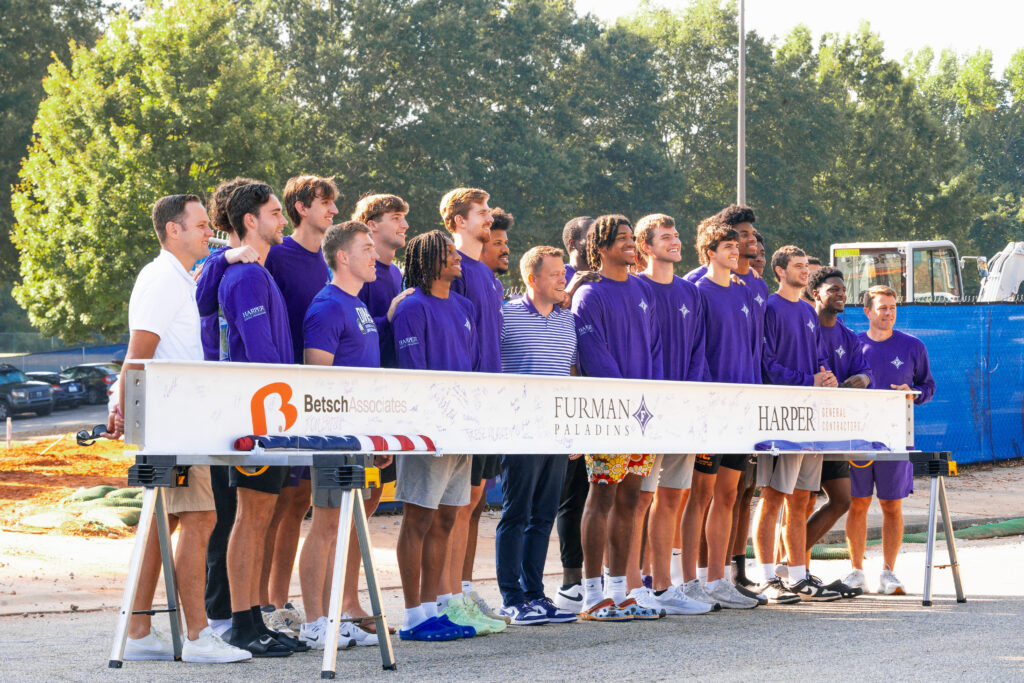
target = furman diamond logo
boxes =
[891,356,904,369]
[679,304,690,317]
[632,395,654,435]
[835,345,846,358]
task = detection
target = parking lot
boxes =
[7,402,110,440]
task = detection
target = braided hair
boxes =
[404,229,452,293]
[586,214,632,270]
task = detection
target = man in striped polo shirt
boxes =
[494,246,579,626]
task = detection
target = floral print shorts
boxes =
[584,453,656,484]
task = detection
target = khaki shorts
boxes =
[756,453,823,495]
[639,454,696,492]
[165,465,216,515]
[395,453,471,509]
[584,453,655,485]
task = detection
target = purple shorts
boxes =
[849,460,913,500]
[285,465,311,488]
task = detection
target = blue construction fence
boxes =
[842,303,1024,464]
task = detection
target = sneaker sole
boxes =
[122,653,174,661]
[798,594,842,602]
[181,653,252,663]
[767,595,801,605]
[880,586,906,596]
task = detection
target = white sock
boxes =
[696,567,708,583]
[606,575,627,604]
[403,605,427,630]
[602,565,610,579]
[461,580,474,594]
[705,579,721,591]
[670,550,683,586]
[761,563,776,582]
[436,592,452,610]
[208,618,231,637]
[421,601,438,619]
[583,576,603,609]
[724,566,731,584]
[789,565,807,582]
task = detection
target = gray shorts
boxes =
[640,454,696,493]
[756,453,823,495]
[395,453,471,509]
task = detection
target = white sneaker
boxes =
[639,585,715,615]
[878,570,906,596]
[182,626,252,663]
[341,613,379,647]
[627,586,649,602]
[123,627,173,661]
[681,579,721,610]
[299,616,356,650]
[706,580,759,609]
[843,569,867,591]
[555,582,584,614]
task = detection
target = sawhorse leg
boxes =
[922,475,967,606]
[321,489,396,678]
[108,487,183,666]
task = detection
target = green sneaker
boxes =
[442,597,488,636]
[461,594,507,634]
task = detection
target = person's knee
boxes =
[879,499,903,516]
[585,484,615,514]
[829,489,852,513]
[849,496,871,515]
[758,487,783,512]
[183,510,217,538]
[436,504,459,532]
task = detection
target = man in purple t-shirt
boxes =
[218,182,304,657]
[259,175,337,635]
[753,245,840,603]
[296,221,390,649]
[572,215,663,622]
[628,214,716,616]
[440,187,509,626]
[798,267,872,598]
[845,285,936,596]
[680,222,760,610]
[391,230,504,641]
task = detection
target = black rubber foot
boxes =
[922,600,932,607]
[108,660,123,668]
[957,598,967,603]
[321,671,336,679]
[383,664,398,671]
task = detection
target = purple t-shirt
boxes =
[572,276,663,380]
[819,319,871,385]
[858,330,935,405]
[450,250,503,372]
[264,236,330,364]
[358,260,403,368]
[196,246,229,361]
[694,276,758,383]
[737,270,768,381]
[683,265,707,283]
[762,294,830,386]
[637,274,709,382]
[392,289,478,372]
[303,284,380,368]
[564,264,576,286]
[218,263,293,364]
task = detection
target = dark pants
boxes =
[495,454,567,607]
[556,456,588,571]
[205,465,235,620]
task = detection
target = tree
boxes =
[0,0,104,334]
[11,0,296,340]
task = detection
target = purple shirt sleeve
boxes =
[911,341,936,405]
[689,294,711,382]
[196,248,229,317]
[392,299,428,370]
[221,270,286,364]
[572,286,623,379]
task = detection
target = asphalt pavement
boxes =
[3,537,1023,682]
[7,403,108,440]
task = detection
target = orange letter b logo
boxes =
[250,382,298,435]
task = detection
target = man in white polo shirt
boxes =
[106,194,251,663]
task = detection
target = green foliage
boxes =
[6,0,1024,333]
[11,0,295,340]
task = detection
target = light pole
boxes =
[737,0,746,204]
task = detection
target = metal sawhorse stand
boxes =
[911,451,966,607]
[107,453,397,676]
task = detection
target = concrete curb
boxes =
[820,515,1016,545]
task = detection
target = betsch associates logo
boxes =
[250,382,298,434]
[553,394,655,437]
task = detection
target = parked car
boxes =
[59,362,121,405]
[26,371,87,409]
[0,364,55,418]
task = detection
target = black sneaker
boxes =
[756,577,800,605]
[733,581,768,606]
[818,576,863,599]
[267,629,310,652]
[225,629,293,658]
[787,576,841,602]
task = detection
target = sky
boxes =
[575,0,1022,76]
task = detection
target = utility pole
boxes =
[737,0,746,204]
